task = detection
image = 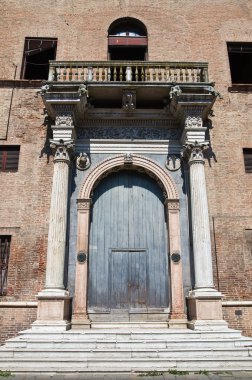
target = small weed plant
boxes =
[0,371,12,378]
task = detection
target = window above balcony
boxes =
[108,17,148,61]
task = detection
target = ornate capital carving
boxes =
[50,140,74,163]
[77,198,92,211]
[185,115,203,129]
[78,84,89,98]
[182,141,209,165]
[76,153,91,171]
[166,200,180,211]
[55,113,74,127]
[122,90,136,110]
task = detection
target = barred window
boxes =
[0,236,11,296]
[0,146,20,172]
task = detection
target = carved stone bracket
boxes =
[50,139,74,163]
[122,90,136,111]
[170,85,182,99]
[182,141,209,165]
[76,153,91,171]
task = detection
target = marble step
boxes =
[0,347,251,359]
[0,357,252,372]
[12,328,245,341]
[5,336,252,349]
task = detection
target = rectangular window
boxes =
[227,42,252,85]
[21,37,57,80]
[243,148,252,173]
[0,236,11,296]
[0,146,20,172]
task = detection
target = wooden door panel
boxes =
[88,170,169,312]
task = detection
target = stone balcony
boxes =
[48,60,209,83]
[42,60,218,126]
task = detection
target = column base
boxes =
[33,289,72,331]
[71,313,91,329]
[187,319,229,331]
[168,319,188,329]
[187,288,224,328]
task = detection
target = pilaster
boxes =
[33,110,76,331]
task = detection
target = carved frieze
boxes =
[77,126,180,140]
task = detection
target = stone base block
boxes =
[168,319,188,329]
[32,320,71,332]
[34,291,71,331]
[187,292,223,321]
[71,314,91,329]
[187,319,229,331]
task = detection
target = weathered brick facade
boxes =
[0,0,251,343]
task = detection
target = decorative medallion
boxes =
[76,153,91,170]
[165,155,181,171]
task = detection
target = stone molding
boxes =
[78,154,179,200]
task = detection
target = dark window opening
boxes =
[21,38,57,80]
[227,42,252,85]
[109,46,146,61]
[108,17,148,61]
[243,148,252,173]
[0,146,20,172]
[0,236,11,296]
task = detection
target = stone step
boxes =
[16,328,244,339]
[5,336,252,350]
[0,357,252,372]
[0,347,251,359]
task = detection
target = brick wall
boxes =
[0,0,251,340]
[0,307,37,345]
[223,306,252,337]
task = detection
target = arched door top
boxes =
[78,154,179,201]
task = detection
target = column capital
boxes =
[50,140,74,163]
[182,141,209,165]
[77,198,92,211]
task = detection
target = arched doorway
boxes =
[72,154,186,327]
[88,170,169,321]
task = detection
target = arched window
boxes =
[108,17,148,61]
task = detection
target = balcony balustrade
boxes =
[48,61,208,83]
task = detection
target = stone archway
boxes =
[72,154,186,328]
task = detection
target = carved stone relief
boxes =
[122,90,136,110]
[77,126,180,140]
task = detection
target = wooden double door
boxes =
[88,170,169,319]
